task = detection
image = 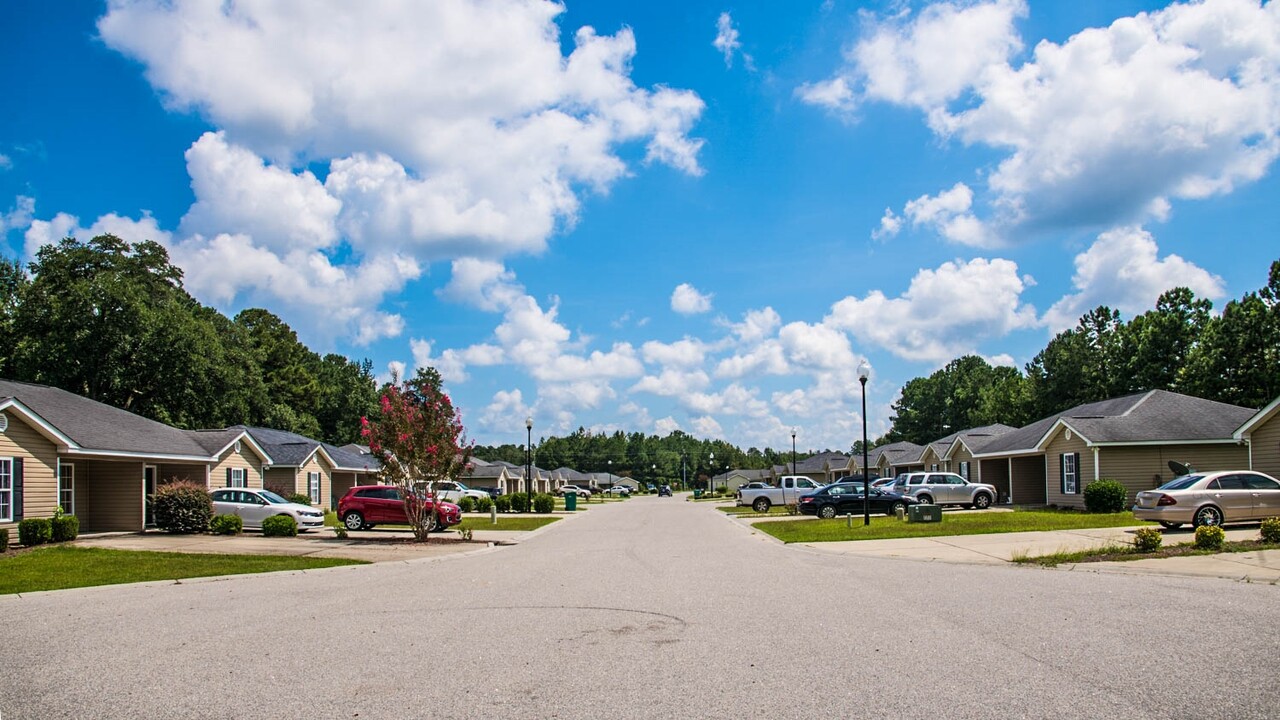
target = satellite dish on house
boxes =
[1167,460,1195,476]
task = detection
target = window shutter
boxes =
[226,468,232,487]
[13,457,24,522]
[1073,453,1080,494]
[1060,454,1067,495]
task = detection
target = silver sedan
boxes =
[1133,470,1280,529]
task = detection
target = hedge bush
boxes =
[51,514,79,542]
[151,481,214,534]
[262,515,298,537]
[1260,517,1280,544]
[287,493,312,506]
[509,492,530,513]
[1083,479,1128,513]
[494,495,512,513]
[1132,527,1162,553]
[475,496,494,513]
[210,514,243,535]
[532,493,555,514]
[1194,525,1225,550]
[18,518,53,546]
[458,496,476,513]
[0,527,9,552]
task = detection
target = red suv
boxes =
[337,485,462,532]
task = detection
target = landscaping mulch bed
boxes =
[1019,539,1280,566]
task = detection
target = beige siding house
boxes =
[236,427,379,509]
[1235,395,1280,479]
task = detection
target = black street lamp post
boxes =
[791,428,797,476]
[525,416,533,506]
[858,361,871,526]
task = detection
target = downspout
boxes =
[1092,446,1100,483]
[1007,457,1013,504]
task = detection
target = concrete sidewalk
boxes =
[798,525,1280,582]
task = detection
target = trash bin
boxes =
[693,489,704,499]
[564,492,577,511]
[908,504,942,523]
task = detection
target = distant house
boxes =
[972,390,1253,508]
[864,441,924,478]
[937,425,1017,482]
[234,426,379,509]
[712,467,770,491]
[788,451,848,484]
[1234,395,1280,479]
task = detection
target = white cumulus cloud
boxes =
[671,282,714,314]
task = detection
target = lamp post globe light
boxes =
[525,416,533,506]
[709,451,714,491]
[857,360,871,527]
[791,428,797,476]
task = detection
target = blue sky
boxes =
[2,0,1278,452]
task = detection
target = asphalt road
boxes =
[2,495,1277,719]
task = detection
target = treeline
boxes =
[884,260,1280,446]
[474,427,798,483]
[0,235,378,445]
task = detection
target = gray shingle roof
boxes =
[1,379,213,458]
[233,426,380,472]
[867,441,924,466]
[791,451,848,473]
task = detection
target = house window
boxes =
[229,467,247,488]
[959,461,970,480]
[930,463,939,472]
[308,472,321,505]
[0,457,11,522]
[1062,453,1078,494]
[59,463,75,515]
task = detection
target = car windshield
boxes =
[455,481,472,491]
[1158,475,1204,490]
[259,490,291,504]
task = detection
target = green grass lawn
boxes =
[0,546,366,595]
[754,509,1153,543]
[456,516,560,532]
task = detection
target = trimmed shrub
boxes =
[532,493,555,514]
[151,480,214,534]
[475,496,494,513]
[509,492,530,513]
[1083,479,1128,513]
[0,527,7,552]
[458,496,476,513]
[18,518,53,547]
[494,495,512,513]
[1132,527,1163,553]
[51,514,80,542]
[262,515,298,537]
[1194,525,1225,550]
[1260,517,1280,544]
[210,514,243,535]
[287,493,312,506]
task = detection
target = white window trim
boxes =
[58,461,75,515]
[0,456,12,523]
[230,467,247,488]
[308,472,321,505]
[1064,453,1078,494]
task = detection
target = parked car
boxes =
[737,475,825,512]
[869,477,898,492]
[658,484,673,496]
[603,485,631,496]
[797,482,918,519]
[558,484,593,498]
[428,480,490,505]
[889,472,997,509]
[1133,470,1280,529]
[646,483,657,492]
[211,488,326,532]
[483,486,504,498]
[337,485,462,532]
[735,481,772,501]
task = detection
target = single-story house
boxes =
[972,390,1253,508]
[865,441,924,478]
[236,426,379,509]
[713,468,770,491]
[936,425,1016,483]
[788,451,848,484]
[1233,395,1280,479]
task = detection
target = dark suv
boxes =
[337,485,462,532]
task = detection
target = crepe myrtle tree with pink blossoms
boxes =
[361,367,473,541]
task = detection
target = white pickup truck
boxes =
[737,475,826,512]
[429,480,490,505]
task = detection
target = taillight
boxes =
[1157,494,1177,506]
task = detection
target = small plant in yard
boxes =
[458,496,476,513]
[459,526,473,541]
[1194,525,1225,550]
[1260,517,1280,544]
[1083,479,1128,513]
[0,527,9,552]
[495,495,512,513]
[151,480,214,534]
[18,518,53,546]
[509,492,530,513]
[476,496,494,513]
[1132,527,1163,553]
[532,493,555,514]
[287,493,312,506]
[785,504,799,516]
[210,514,243,535]
[51,514,79,542]
[332,523,348,539]
[261,515,298,537]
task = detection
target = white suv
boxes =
[890,472,996,509]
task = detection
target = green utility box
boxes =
[564,492,577,511]
[693,489,704,499]
[908,504,942,523]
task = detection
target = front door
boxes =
[143,465,157,527]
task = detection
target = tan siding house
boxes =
[0,409,59,531]
[1235,395,1280,479]
[1043,426,1091,507]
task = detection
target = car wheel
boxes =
[1192,505,1223,528]
[917,494,934,506]
[973,493,992,509]
[887,501,906,517]
[752,497,772,513]
[818,505,837,520]
[342,511,365,531]
[1158,521,1183,530]
[425,515,441,533]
